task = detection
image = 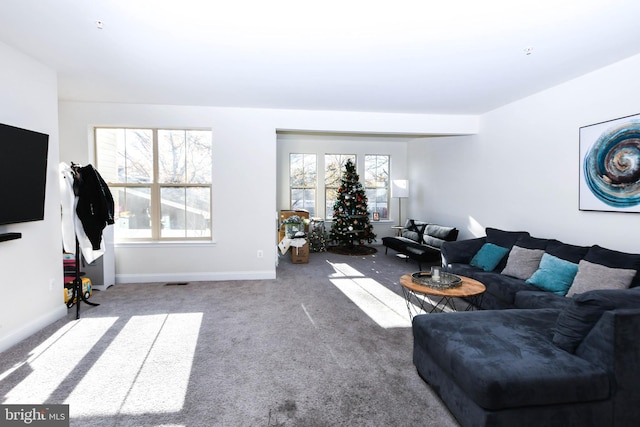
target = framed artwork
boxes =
[579,113,640,212]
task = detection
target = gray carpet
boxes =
[0,245,459,426]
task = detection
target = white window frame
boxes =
[289,153,317,216]
[95,127,213,242]
[364,154,390,220]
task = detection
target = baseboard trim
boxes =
[0,304,67,353]
[115,270,276,284]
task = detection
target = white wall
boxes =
[59,104,279,283]
[58,102,478,282]
[409,53,640,254]
[0,42,65,352]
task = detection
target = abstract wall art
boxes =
[579,113,640,212]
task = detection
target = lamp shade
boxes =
[391,180,409,198]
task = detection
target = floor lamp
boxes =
[391,179,409,227]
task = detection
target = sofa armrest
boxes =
[441,237,486,265]
[576,308,640,426]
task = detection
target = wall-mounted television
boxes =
[0,123,49,225]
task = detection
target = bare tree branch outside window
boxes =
[96,127,212,241]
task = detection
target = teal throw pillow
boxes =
[470,243,510,271]
[526,253,579,295]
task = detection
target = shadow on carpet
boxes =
[326,245,377,256]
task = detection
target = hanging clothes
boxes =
[74,164,114,250]
[59,162,114,263]
[60,162,99,262]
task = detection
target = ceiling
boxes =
[1,0,640,115]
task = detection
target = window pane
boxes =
[366,188,388,219]
[290,154,303,186]
[114,187,152,239]
[303,155,316,185]
[365,155,389,219]
[186,187,211,237]
[186,130,212,183]
[158,130,186,183]
[160,187,185,237]
[325,154,355,186]
[158,130,212,184]
[95,128,119,183]
[291,189,303,210]
[96,128,153,183]
[160,187,211,238]
[290,153,316,186]
[290,153,316,216]
[364,155,389,188]
[302,189,315,217]
[325,188,337,219]
[125,129,154,183]
[291,188,315,217]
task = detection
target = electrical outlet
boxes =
[257,250,264,258]
[49,278,55,291]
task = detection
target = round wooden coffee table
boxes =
[400,273,485,318]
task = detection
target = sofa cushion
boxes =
[425,224,457,240]
[545,240,591,264]
[501,246,545,280]
[514,235,552,250]
[470,243,509,271]
[402,219,427,243]
[566,260,636,296]
[583,245,640,287]
[421,224,458,249]
[553,287,640,353]
[441,238,486,265]
[485,228,530,270]
[413,309,610,410]
[422,234,445,249]
[526,253,579,295]
[485,227,530,249]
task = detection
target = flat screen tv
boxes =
[0,123,49,225]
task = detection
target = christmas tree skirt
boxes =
[327,245,378,256]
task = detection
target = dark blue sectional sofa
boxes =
[412,227,640,427]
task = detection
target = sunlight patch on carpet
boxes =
[3,317,119,404]
[65,313,202,418]
[329,276,418,329]
[327,261,365,278]
[0,320,77,383]
[119,313,201,415]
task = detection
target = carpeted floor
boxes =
[0,245,459,426]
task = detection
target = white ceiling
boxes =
[1,0,640,115]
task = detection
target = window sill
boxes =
[114,240,217,248]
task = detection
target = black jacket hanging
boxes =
[75,164,115,250]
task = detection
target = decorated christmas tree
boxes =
[329,159,377,248]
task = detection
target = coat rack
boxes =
[64,162,113,319]
[67,238,100,319]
